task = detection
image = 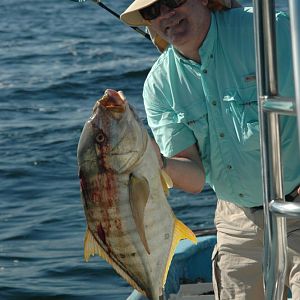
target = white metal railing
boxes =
[253,0,300,299]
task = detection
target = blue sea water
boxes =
[0,1,288,299]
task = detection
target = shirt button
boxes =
[239,193,244,197]
[203,69,207,74]
[219,133,225,138]
[227,165,232,170]
[212,100,217,106]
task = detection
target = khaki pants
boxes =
[212,199,300,300]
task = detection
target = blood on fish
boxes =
[79,170,92,210]
[97,223,107,245]
[114,218,122,231]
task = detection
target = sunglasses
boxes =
[139,0,187,20]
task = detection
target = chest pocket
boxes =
[223,84,260,151]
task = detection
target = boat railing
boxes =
[253,0,300,299]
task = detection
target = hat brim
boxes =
[120,0,158,26]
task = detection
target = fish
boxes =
[77,89,197,300]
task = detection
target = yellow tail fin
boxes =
[162,219,197,286]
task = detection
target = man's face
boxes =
[149,0,211,53]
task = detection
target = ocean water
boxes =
[0,1,287,299]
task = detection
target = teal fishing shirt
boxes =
[143,7,300,207]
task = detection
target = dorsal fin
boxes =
[160,169,173,196]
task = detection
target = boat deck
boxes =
[169,282,214,300]
[127,234,217,300]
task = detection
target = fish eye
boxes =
[95,130,107,144]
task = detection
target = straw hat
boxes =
[120,0,156,26]
[121,0,241,52]
[120,0,240,27]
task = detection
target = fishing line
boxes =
[70,0,151,41]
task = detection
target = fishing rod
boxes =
[70,0,151,41]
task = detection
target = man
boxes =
[121,0,300,299]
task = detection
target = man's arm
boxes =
[152,141,205,194]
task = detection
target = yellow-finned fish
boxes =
[77,89,197,300]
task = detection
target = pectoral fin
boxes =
[162,219,197,286]
[129,174,151,254]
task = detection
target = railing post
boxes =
[252,1,288,299]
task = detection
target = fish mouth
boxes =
[94,89,127,114]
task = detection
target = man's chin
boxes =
[169,35,189,49]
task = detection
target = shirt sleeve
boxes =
[143,72,196,157]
